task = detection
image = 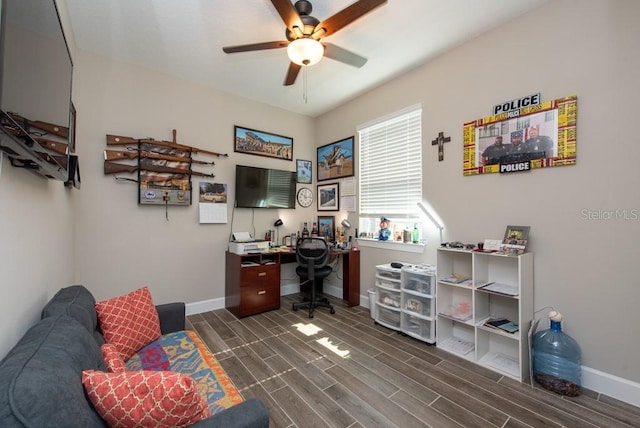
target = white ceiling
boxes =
[65,0,549,117]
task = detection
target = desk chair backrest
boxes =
[296,237,329,279]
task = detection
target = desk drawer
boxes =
[240,264,279,286]
[240,283,280,315]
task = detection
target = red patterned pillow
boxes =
[101,343,127,373]
[95,286,161,361]
[82,370,211,428]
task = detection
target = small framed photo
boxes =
[317,182,339,211]
[501,225,530,255]
[318,216,335,242]
[296,159,312,183]
[234,125,293,161]
[317,136,354,181]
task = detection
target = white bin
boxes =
[368,289,376,319]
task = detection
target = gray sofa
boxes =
[0,285,269,428]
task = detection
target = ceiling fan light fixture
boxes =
[287,38,324,66]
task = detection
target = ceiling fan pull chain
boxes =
[303,65,308,104]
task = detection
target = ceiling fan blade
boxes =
[222,41,289,54]
[284,62,301,86]
[323,43,367,68]
[271,0,303,30]
[315,0,387,37]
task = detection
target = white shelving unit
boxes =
[436,248,533,381]
[375,263,437,344]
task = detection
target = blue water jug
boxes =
[532,311,582,396]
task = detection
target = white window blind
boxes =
[358,106,422,218]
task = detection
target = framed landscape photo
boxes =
[234,125,293,161]
[317,136,354,181]
[296,159,312,183]
[317,182,339,211]
[501,225,530,255]
[318,216,335,242]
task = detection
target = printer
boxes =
[229,233,270,255]
[228,240,270,255]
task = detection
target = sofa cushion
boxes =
[0,315,107,427]
[82,369,211,428]
[101,344,127,374]
[41,285,105,346]
[95,286,161,361]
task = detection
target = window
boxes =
[358,105,422,240]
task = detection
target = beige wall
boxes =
[1,0,638,400]
[72,50,316,304]
[317,0,640,385]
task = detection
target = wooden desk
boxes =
[225,249,361,317]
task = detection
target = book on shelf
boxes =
[484,317,519,334]
[477,282,519,296]
[439,302,472,321]
[440,274,472,286]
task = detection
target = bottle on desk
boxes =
[302,223,309,238]
[311,222,318,237]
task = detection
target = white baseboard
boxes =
[582,366,640,407]
[185,291,640,408]
[185,297,224,315]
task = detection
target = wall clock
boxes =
[296,187,313,207]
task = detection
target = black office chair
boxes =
[292,237,335,318]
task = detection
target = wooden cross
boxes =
[432,131,451,161]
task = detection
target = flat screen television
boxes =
[235,165,296,209]
[0,0,75,183]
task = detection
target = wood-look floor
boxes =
[186,294,640,428]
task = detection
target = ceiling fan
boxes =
[222,0,387,86]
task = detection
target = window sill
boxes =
[355,238,425,253]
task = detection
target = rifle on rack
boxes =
[35,151,67,168]
[35,137,68,155]
[106,133,228,158]
[2,125,69,155]
[103,149,214,165]
[7,112,69,138]
[104,161,215,178]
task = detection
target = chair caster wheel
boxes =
[330,308,336,314]
[292,304,298,311]
[309,313,314,319]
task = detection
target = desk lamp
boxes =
[273,218,283,246]
[417,202,444,244]
[341,219,352,249]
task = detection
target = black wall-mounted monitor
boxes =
[0,0,75,182]
[235,165,296,209]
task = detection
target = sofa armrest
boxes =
[190,398,269,428]
[155,302,185,334]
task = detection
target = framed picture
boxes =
[463,95,577,175]
[318,216,335,242]
[317,136,354,181]
[234,125,293,161]
[296,159,312,183]
[317,182,339,211]
[501,225,530,255]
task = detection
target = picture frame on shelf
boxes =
[318,216,335,242]
[234,125,293,161]
[317,136,354,181]
[296,159,312,183]
[501,225,530,255]
[317,182,339,211]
